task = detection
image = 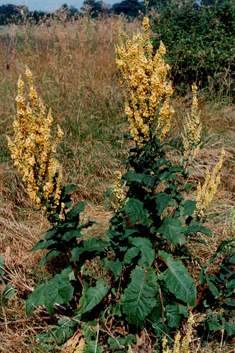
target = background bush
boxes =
[151,0,235,97]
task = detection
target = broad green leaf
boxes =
[159,251,196,307]
[44,228,57,240]
[26,283,46,316]
[122,198,150,226]
[208,316,223,331]
[121,266,159,326]
[82,278,109,313]
[225,321,235,335]
[165,304,181,328]
[71,238,108,261]
[123,247,140,265]
[67,201,87,220]
[155,193,173,216]
[31,239,55,252]
[123,170,143,183]
[225,299,235,307]
[130,237,155,267]
[157,217,186,246]
[178,304,188,317]
[183,200,196,215]
[44,267,74,315]
[63,229,82,242]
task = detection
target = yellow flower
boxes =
[7,68,64,215]
[114,19,174,145]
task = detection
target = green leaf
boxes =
[41,250,62,268]
[122,198,150,226]
[121,266,159,326]
[185,225,212,237]
[71,238,108,262]
[109,260,122,281]
[225,299,235,307]
[206,274,221,299]
[155,193,173,216]
[31,239,56,252]
[81,278,109,314]
[26,283,46,316]
[1,284,15,303]
[84,341,103,353]
[183,200,196,215]
[157,217,186,246]
[67,201,87,220]
[64,184,77,193]
[178,304,188,317]
[159,251,196,307]
[225,321,235,335]
[44,267,74,315]
[208,316,223,331]
[44,228,57,240]
[63,229,82,242]
[165,304,181,328]
[123,170,143,183]
[0,254,5,276]
[130,237,155,267]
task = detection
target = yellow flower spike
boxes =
[182,84,202,158]
[195,149,225,217]
[7,68,63,215]
[115,18,174,145]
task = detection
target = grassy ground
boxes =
[0,14,235,352]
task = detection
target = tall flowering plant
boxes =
[6,19,230,350]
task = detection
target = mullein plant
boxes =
[6,19,228,350]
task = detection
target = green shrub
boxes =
[151,1,235,97]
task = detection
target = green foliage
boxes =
[151,1,235,96]
[198,237,235,336]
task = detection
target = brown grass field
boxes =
[0,12,235,352]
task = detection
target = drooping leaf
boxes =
[205,274,221,299]
[121,266,159,326]
[1,284,15,303]
[64,184,77,193]
[81,278,109,314]
[157,217,186,246]
[185,225,212,237]
[155,193,173,216]
[67,201,87,220]
[41,250,62,268]
[159,251,196,307]
[0,254,5,276]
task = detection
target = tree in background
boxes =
[82,0,110,17]
[111,0,144,17]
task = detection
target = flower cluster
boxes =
[162,313,195,353]
[182,84,202,158]
[195,149,225,217]
[111,171,128,212]
[7,67,63,215]
[115,17,174,145]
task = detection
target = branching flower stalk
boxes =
[115,17,174,145]
[7,67,64,219]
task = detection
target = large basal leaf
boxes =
[159,251,196,307]
[81,278,109,314]
[225,321,235,335]
[157,217,186,246]
[165,304,181,328]
[121,266,159,326]
[122,198,150,226]
[62,229,82,242]
[185,224,212,237]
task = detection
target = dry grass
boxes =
[0,13,235,352]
